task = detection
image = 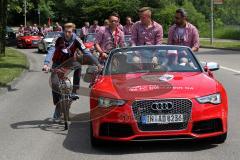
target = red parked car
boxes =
[85,45,228,146]
[17,34,42,48]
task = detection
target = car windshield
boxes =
[105,46,202,75]
[85,34,96,42]
[45,32,59,38]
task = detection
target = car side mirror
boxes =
[83,66,98,83]
[204,62,220,72]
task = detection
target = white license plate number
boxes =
[142,114,184,124]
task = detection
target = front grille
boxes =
[132,99,192,131]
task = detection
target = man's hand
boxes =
[101,52,108,59]
[42,64,50,73]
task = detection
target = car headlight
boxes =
[98,97,125,107]
[196,93,221,104]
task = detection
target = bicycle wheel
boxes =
[61,99,70,130]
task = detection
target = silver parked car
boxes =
[38,32,60,53]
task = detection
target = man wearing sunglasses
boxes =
[95,12,125,63]
[168,8,200,52]
[43,23,101,119]
[131,7,163,46]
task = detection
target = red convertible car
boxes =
[85,45,228,146]
[17,34,42,48]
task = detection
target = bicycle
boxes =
[43,68,79,130]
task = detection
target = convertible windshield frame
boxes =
[103,45,204,75]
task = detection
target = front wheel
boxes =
[38,48,42,53]
[61,100,70,130]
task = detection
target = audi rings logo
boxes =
[151,102,174,111]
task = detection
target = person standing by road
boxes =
[131,7,163,46]
[41,24,51,35]
[168,8,200,52]
[32,24,39,34]
[18,25,25,36]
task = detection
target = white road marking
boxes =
[221,66,240,74]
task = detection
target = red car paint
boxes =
[17,35,42,48]
[84,42,94,50]
[89,46,228,143]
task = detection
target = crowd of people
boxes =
[40,7,200,119]
[17,22,63,36]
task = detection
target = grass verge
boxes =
[0,48,28,87]
[200,40,240,50]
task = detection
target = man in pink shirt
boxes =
[168,8,200,52]
[123,16,133,35]
[131,7,163,46]
[81,21,90,38]
[89,20,100,33]
[95,12,125,62]
[54,22,63,32]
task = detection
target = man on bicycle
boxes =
[95,12,125,64]
[43,23,102,119]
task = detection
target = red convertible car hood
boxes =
[93,72,219,100]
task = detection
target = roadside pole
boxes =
[38,8,40,26]
[24,0,27,27]
[211,0,214,45]
[211,0,224,45]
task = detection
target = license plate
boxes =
[141,114,184,124]
[33,41,38,44]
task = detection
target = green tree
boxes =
[0,0,8,56]
[153,4,178,37]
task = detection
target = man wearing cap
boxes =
[168,8,200,52]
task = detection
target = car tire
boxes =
[210,133,227,144]
[38,48,42,53]
[90,122,102,147]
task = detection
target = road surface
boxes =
[0,48,240,160]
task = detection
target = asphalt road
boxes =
[0,48,240,160]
